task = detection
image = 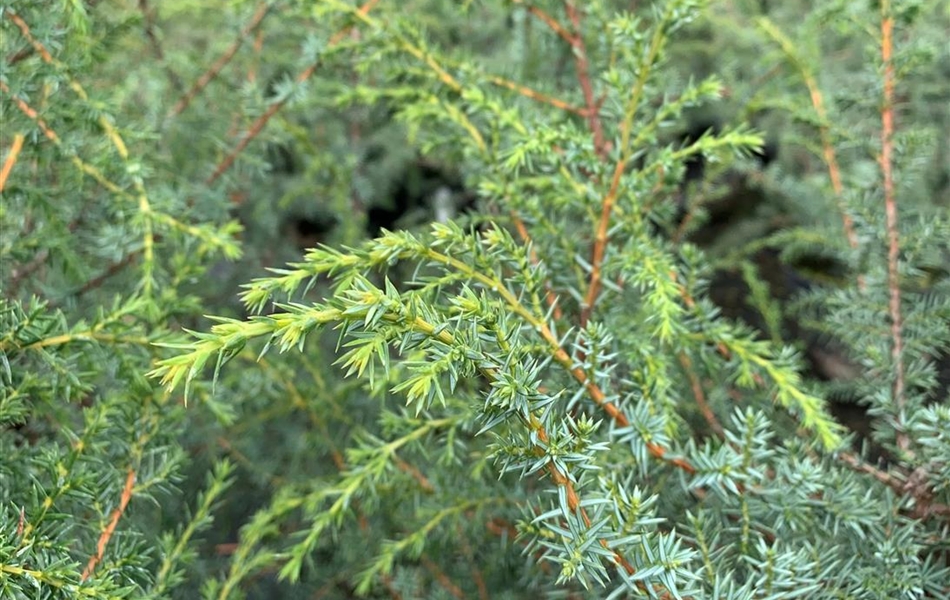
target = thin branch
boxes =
[205,0,381,186]
[5,12,53,62]
[81,468,136,581]
[756,18,863,290]
[420,556,465,600]
[168,1,273,118]
[1,331,150,353]
[487,74,587,115]
[394,456,435,493]
[247,27,265,85]
[0,82,60,144]
[564,2,608,160]
[70,251,141,300]
[7,249,50,294]
[678,352,725,438]
[838,451,898,488]
[8,216,84,299]
[347,56,367,220]
[456,523,489,600]
[0,133,26,193]
[879,1,908,454]
[580,14,666,328]
[838,452,950,521]
[511,212,564,321]
[512,1,574,43]
[137,0,184,92]
[6,46,34,65]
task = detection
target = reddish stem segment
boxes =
[169,1,273,118]
[0,134,25,193]
[82,469,136,581]
[879,5,907,453]
[565,2,608,160]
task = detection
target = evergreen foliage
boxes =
[2,0,949,598]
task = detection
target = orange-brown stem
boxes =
[565,2,608,160]
[879,7,907,453]
[580,162,625,328]
[0,133,25,193]
[5,12,54,62]
[0,82,60,143]
[516,1,574,43]
[488,75,587,116]
[679,352,725,438]
[82,469,136,581]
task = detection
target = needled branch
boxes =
[420,246,696,473]
[0,83,151,203]
[205,0,381,186]
[0,82,60,144]
[580,8,668,329]
[487,75,587,116]
[81,468,136,581]
[168,1,273,118]
[564,2,608,160]
[5,12,53,62]
[838,453,950,520]
[879,1,908,454]
[757,18,864,291]
[138,0,184,93]
[407,313,651,586]
[3,9,167,293]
